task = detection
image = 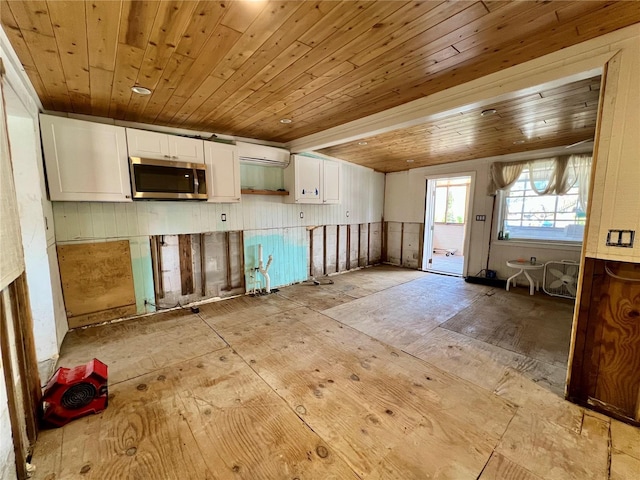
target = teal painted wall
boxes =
[243,228,308,291]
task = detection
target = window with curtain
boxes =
[496,154,592,242]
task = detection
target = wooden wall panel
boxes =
[569,258,640,424]
[57,240,136,328]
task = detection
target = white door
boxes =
[422,175,472,275]
[422,179,436,271]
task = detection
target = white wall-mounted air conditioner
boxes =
[236,141,290,167]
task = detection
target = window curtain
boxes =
[489,154,592,202]
[0,61,26,290]
[487,160,526,195]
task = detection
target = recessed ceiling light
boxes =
[131,85,152,95]
[358,141,368,146]
[513,139,526,145]
[481,108,497,116]
[406,159,415,163]
[279,118,292,124]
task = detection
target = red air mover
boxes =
[41,358,108,427]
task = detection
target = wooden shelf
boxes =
[241,189,289,196]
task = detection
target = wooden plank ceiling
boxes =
[319,75,601,172]
[2,1,639,171]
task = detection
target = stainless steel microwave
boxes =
[129,157,208,200]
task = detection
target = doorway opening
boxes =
[422,175,472,276]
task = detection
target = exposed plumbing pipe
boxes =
[258,244,273,293]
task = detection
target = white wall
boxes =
[51,162,384,298]
[53,162,383,240]
[8,114,65,378]
[384,149,585,278]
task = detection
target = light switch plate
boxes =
[476,215,486,221]
[606,229,635,247]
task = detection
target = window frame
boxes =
[498,169,586,244]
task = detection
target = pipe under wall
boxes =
[258,244,273,293]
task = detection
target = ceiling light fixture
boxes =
[131,86,152,95]
[406,159,415,163]
[513,139,526,145]
[358,141,368,146]
[279,118,292,124]
[481,108,497,116]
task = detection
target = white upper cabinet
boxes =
[126,128,204,164]
[284,155,341,204]
[40,114,132,202]
[285,155,322,203]
[322,159,341,204]
[204,142,241,203]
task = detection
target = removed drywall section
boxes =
[151,232,245,308]
[244,229,308,292]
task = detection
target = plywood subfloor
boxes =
[31,266,638,479]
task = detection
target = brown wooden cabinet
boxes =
[568,257,640,425]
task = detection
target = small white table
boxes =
[506,260,544,295]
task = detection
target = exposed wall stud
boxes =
[200,233,207,297]
[323,226,327,276]
[346,224,351,270]
[367,223,371,266]
[400,222,405,267]
[179,234,194,295]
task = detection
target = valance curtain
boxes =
[0,61,26,290]
[488,154,592,209]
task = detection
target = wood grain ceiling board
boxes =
[318,76,601,172]
[1,1,638,166]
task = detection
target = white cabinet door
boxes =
[168,135,205,163]
[40,115,132,202]
[290,155,322,203]
[323,160,341,204]
[204,142,241,203]
[126,128,170,159]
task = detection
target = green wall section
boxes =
[129,236,156,314]
[243,229,308,291]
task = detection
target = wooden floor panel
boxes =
[31,266,638,479]
[322,273,487,349]
[55,309,227,384]
[440,288,574,367]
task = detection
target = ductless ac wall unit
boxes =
[236,141,290,167]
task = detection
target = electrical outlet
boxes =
[606,229,635,247]
[221,213,226,221]
[299,212,304,219]
[346,211,350,217]
[476,215,486,221]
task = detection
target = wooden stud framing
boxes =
[400,222,405,267]
[178,234,194,295]
[346,224,351,271]
[367,223,371,266]
[239,231,246,291]
[357,224,361,268]
[0,296,28,480]
[200,233,207,296]
[323,226,327,276]
[419,223,425,270]
[9,274,40,443]
[309,228,314,278]
[336,225,341,273]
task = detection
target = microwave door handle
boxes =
[193,168,199,195]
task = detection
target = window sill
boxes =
[493,239,582,251]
